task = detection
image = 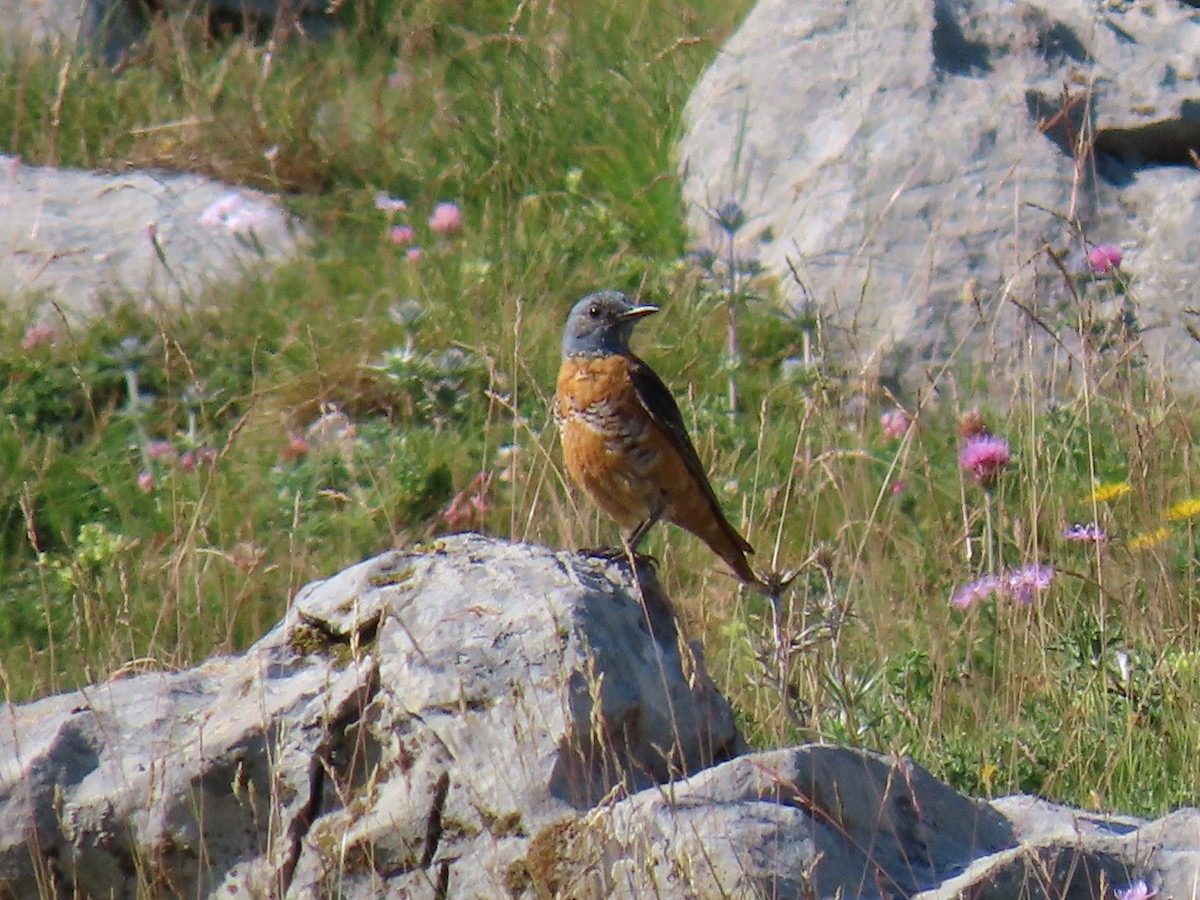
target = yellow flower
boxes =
[1090,481,1131,503]
[1129,527,1168,550]
[1166,497,1200,521]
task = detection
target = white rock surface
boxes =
[0,154,301,321]
[680,0,1200,393]
[1,535,1196,898]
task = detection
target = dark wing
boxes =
[627,354,753,554]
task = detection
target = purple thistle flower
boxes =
[1005,564,1054,605]
[951,564,1054,609]
[1062,521,1107,543]
[1087,243,1123,274]
[959,434,1010,487]
[951,574,1004,610]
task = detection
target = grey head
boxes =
[561,291,659,358]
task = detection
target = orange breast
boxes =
[556,355,664,526]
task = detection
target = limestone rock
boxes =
[680,0,1200,393]
[2,535,1196,899]
[0,154,302,321]
[0,535,740,898]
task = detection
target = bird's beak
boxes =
[619,304,659,321]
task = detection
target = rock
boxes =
[680,0,1200,394]
[0,535,740,898]
[0,1,339,63]
[2,535,1196,898]
[0,154,302,322]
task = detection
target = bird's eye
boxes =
[588,305,601,318]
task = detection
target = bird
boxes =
[555,289,766,591]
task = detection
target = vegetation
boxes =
[1,0,1197,820]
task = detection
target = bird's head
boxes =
[561,291,658,358]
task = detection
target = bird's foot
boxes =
[578,546,659,570]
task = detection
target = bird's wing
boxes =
[627,354,753,554]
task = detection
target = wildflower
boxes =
[1062,521,1107,543]
[375,192,407,213]
[429,201,463,236]
[137,471,154,493]
[1087,243,1123,274]
[1165,497,1200,521]
[958,409,988,439]
[951,564,1053,609]
[1005,563,1054,605]
[880,408,910,440]
[1130,527,1167,550]
[1091,481,1131,503]
[442,472,491,529]
[146,440,177,463]
[959,434,1010,487]
[406,247,422,262]
[891,480,907,495]
[1115,879,1155,900]
[389,224,416,245]
[281,436,310,462]
[951,574,1005,610]
[20,322,58,351]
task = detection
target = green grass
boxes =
[2,0,1199,821]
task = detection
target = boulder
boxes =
[1,535,1196,898]
[680,0,1200,393]
[0,535,741,897]
[0,1,338,63]
[0,154,301,322]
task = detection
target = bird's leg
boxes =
[625,511,661,555]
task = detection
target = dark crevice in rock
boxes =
[1095,118,1200,175]
[931,0,992,77]
[420,771,451,868]
[279,660,381,893]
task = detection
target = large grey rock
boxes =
[0,535,741,898]
[681,0,1200,393]
[2,535,1196,898]
[0,154,301,321]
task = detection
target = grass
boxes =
[1,0,1198,823]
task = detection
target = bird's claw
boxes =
[578,546,659,570]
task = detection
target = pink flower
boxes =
[959,435,1010,487]
[1088,243,1123,274]
[137,471,155,493]
[880,408,909,440]
[146,440,177,463]
[389,224,416,245]
[406,246,422,262]
[20,322,58,351]
[891,480,907,495]
[1116,879,1156,900]
[428,201,463,236]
